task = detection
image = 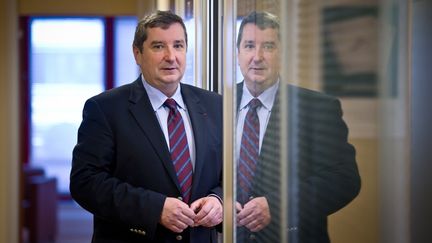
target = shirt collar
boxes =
[141,74,186,111]
[239,80,279,111]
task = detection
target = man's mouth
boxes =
[161,67,177,71]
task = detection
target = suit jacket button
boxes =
[177,196,183,201]
[176,235,183,240]
[249,233,256,240]
[288,226,298,231]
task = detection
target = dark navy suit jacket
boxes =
[70,77,222,243]
[237,82,361,243]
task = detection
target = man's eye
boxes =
[263,44,275,50]
[244,44,255,49]
[174,44,185,49]
[152,45,164,50]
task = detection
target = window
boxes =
[114,16,139,87]
[30,18,105,194]
[29,17,139,194]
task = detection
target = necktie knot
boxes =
[164,98,177,111]
[249,98,261,111]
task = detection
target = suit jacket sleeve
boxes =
[296,95,361,217]
[70,97,166,239]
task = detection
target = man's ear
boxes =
[132,46,141,65]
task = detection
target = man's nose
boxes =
[253,47,263,61]
[164,46,175,61]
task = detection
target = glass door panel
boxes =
[222,0,411,243]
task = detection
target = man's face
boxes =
[133,23,186,96]
[237,23,280,96]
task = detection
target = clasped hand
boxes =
[160,196,223,233]
[236,197,271,232]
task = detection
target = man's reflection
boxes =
[235,11,361,243]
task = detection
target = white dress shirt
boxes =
[236,81,279,160]
[142,77,196,170]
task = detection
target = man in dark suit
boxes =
[235,11,361,243]
[70,11,222,243]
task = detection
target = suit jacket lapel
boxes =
[256,85,281,194]
[181,84,208,200]
[256,84,302,183]
[128,78,181,192]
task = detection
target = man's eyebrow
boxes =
[243,40,255,44]
[150,40,164,46]
[262,41,276,45]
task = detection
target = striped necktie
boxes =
[238,98,261,203]
[164,98,193,203]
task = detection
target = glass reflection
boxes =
[234,11,361,243]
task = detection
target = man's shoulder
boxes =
[288,84,338,103]
[84,80,139,111]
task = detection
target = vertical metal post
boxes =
[379,0,411,242]
[279,0,298,242]
[222,0,236,242]
[193,0,207,89]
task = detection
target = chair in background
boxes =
[22,165,58,243]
